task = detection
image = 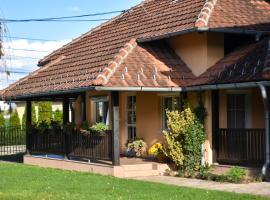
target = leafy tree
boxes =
[22,102,37,127]
[53,108,63,124]
[38,101,52,125]
[9,110,21,127]
[0,113,5,128]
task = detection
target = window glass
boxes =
[127,96,136,140]
[94,98,109,125]
[227,94,246,128]
[163,96,181,129]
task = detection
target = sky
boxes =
[0,0,141,89]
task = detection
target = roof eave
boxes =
[137,27,269,43]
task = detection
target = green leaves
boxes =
[163,106,205,171]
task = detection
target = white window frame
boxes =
[126,95,136,140]
[162,95,181,130]
[91,96,109,125]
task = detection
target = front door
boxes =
[126,96,136,140]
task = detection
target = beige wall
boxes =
[167,32,224,76]
[119,92,163,153]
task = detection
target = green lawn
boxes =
[0,163,268,200]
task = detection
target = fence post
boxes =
[62,97,70,159]
[26,100,32,155]
[111,91,120,166]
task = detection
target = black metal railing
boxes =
[0,126,26,156]
[27,129,113,163]
[68,131,112,161]
[217,128,265,165]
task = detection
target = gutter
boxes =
[95,81,270,92]
[138,27,269,43]
[259,83,270,180]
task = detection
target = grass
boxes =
[0,163,269,200]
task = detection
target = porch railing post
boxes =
[212,90,219,163]
[62,97,70,159]
[111,91,120,166]
[26,100,32,155]
[81,93,87,122]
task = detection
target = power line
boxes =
[4,47,50,53]
[4,55,42,59]
[3,36,60,42]
[0,10,125,23]
[3,18,111,23]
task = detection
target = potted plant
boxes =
[148,143,166,163]
[126,138,147,157]
[89,122,109,136]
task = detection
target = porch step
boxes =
[121,164,154,171]
[121,163,160,178]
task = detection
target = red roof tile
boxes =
[2,0,270,99]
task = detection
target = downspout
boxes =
[259,83,270,179]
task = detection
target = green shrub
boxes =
[0,113,5,128]
[9,110,20,127]
[89,123,109,132]
[163,106,205,172]
[53,109,62,124]
[38,102,52,125]
[226,167,246,183]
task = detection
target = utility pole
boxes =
[0,22,3,59]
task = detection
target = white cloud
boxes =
[0,39,70,89]
[67,6,80,12]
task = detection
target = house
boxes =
[1,0,270,178]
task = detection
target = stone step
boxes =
[123,169,159,178]
[121,164,154,171]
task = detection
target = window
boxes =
[127,96,136,140]
[162,96,181,129]
[92,97,109,125]
[227,94,246,128]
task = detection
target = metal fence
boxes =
[28,129,113,163]
[0,126,26,156]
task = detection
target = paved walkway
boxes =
[133,176,270,197]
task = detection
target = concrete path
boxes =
[133,176,270,197]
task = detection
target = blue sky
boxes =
[0,0,141,88]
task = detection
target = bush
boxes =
[226,167,246,183]
[9,110,21,127]
[163,106,205,172]
[0,113,5,128]
[38,101,52,125]
[127,138,147,157]
[53,109,62,125]
[89,123,109,132]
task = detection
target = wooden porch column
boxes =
[62,97,70,126]
[211,90,219,163]
[26,100,32,155]
[81,93,86,122]
[62,97,70,159]
[111,91,120,166]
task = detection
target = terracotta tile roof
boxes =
[207,0,270,31]
[2,0,270,99]
[104,40,195,88]
[191,38,270,86]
